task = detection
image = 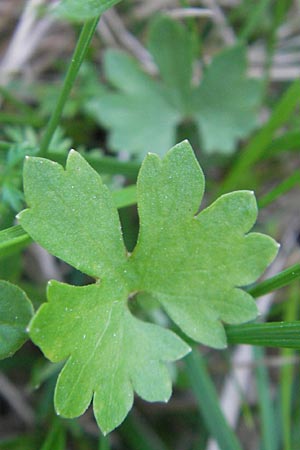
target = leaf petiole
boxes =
[248,264,300,298]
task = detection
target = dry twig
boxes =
[0,0,54,85]
[100,8,156,73]
[0,372,34,427]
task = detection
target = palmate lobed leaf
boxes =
[19,141,278,433]
[0,281,33,359]
[86,16,262,156]
[86,50,181,156]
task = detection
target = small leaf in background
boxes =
[2,185,24,212]
[86,16,262,157]
[193,46,262,154]
[54,0,122,21]
[148,16,194,113]
[0,280,34,359]
[86,50,181,156]
[0,126,71,222]
[19,141,278,433]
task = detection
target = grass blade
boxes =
[40,419,66,450]
[258,171,300,208]
[263,130,300,157]
[280,283,299,449]
[253,346,278,450]
[185,350,243,450]
[0,225,31,258]
[220,80,300,193]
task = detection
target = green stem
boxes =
[253,346,277,450]
[0,112,42,127]
[185,350,243,450]
[219,80,300,194]
[258,171,300,209]
[39,16,100,156]
[0,225,32,258]
[248,264,300,298]
[226,321,300,349]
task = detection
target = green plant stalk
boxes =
[39,16,100,157]
[238,0,272,42]
[99,436,111,450]
[40,418,66,450]
[226,321,300,348]
[0,112,43,127]
[258,171,300,209]
[263,130,300,156]
[280,283,298,449]
[185,350,243,450]
[0,225,32,258]
[253,346,277,450]
[220,80,300,193]
[248,264,300,298]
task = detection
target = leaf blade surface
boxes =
[20,141,278,432]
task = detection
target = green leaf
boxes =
[19,141,278,433]
[31,281,188,434]
[0,280,34,359]
[148,16,194,113]
[192,46,262,154]
[86,50,181,156]
[55,0,121,21]
[18,150,128,280]
[128,141,278,347]
[86,17,261,156]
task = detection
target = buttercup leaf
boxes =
[86,16,261,156]
[86,50,181,156]
[19,141,278,433]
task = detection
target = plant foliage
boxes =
[86,16,262,156]
[0,281,33,359]
[18,140,278,433]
